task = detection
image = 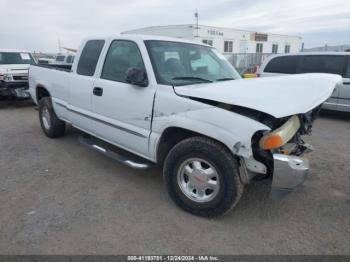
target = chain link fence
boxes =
[225,53,273,74]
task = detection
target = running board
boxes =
[78,135,153,170]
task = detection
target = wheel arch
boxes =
[155,126,239,166]
[36,85,51,102]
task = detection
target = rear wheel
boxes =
[38,97,65,138]
[164,137,243,217]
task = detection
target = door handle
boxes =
[93,87,103,96]
[343,82,350,85]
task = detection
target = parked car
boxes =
[50,53,75,67]
[0,49,36,99]
[29,35,341,217]
[37,58,55,65]
[259,52,350,112]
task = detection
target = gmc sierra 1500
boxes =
[29,35,342,217]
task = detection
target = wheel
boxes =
[163,137,243,217]
[38,97,65,138]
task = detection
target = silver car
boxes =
[259,52,350,112]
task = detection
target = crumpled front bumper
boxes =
[0,81,30,98]
[271,153,309,199]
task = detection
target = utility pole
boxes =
[58,39,62,53]
[195,9,199,37]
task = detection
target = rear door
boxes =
[299,55,344,111]
[67,39,105,133]
[91,39,155,157]
[338,56,350,112]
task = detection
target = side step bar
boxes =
[78,135,153,170]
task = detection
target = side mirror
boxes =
[125,67,148,87]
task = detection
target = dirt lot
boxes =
[0,100,349,255]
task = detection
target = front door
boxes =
[91,40,155,157]
[239,41,247,53]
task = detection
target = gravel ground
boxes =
[0,100,349,255]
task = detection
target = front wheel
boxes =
[163,137,243,217]
[38,97,65,138]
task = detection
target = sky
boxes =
[0,0,349,52]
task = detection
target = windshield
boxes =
[145,40,240,86]
[0,52,35,65]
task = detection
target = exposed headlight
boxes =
[0,73,13,81]
[259,115,300,150]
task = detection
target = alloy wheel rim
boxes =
[42,106,51,130]
[177,158,220,203]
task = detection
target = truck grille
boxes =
[13,75,28,81]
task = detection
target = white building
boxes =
[123,24,301,55]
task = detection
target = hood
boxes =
[0,64,30,74]
[174,73,342,118]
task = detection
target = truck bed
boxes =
[34,63,72,72]
[29,64,73,105]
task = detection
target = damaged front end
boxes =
[247,105,322,199]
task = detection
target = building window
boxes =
[285,45,291,53]
[224,41,233,53]
[272,44,278,54]
[202,39,213,46]
[256,43,263,53]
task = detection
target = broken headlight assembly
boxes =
[259,115,300,150]
[0,73,13,82]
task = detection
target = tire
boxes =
[163,136,243,217]
[38,97,65,138]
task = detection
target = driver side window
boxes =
[101,40,145,83]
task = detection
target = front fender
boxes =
[150,89,270,161]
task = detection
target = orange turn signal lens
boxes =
[260,134,283,150]
[259,116,301,150]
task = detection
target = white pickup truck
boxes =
[0,49,36,99]
[29,35,342,217]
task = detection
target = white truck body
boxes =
[29,35,342,216]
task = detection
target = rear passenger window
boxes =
[264,56,299,74]
[101,40,145,83]
[300,55,344,75]
[77,40,105,76]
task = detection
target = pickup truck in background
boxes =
[29,35,342,217]
[0,49,36,99]
[49,53,75,67]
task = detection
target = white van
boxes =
[259,53,350,112]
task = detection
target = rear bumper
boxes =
[271,153,309,199]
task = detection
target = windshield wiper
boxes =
[216,77,235,81]
[172,76,213,83]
